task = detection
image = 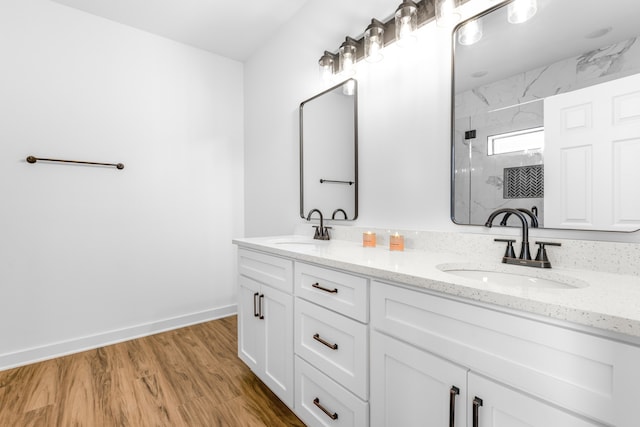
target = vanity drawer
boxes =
[371,280,640,426]
[295,262,369,322]
[295,356,369,427]
[295,299,368,400]
[238,249,293,293]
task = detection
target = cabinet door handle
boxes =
[258,294,265,320]
[312,282,338,294]
[313,333,338,350]
[313,397,338,420]
[472,397,483,427]
[449,386,460,427]
[253,292,260,317]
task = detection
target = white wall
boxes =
[243,0,481,237]
[0,0,244,368]
[244,0,640,243]
[244,0,403,236]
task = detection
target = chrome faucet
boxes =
[306,209,331,240]
[499,208,539,228]
[486,208,560,268]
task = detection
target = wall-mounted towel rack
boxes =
[26,156,124,170]
[320,179,354,185]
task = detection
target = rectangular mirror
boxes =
[452,0,640,231]
[300,79,358,220]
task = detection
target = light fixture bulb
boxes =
[339,37,358,76]
[457,18,483,46]
[318,51,335,81]
[364,19,385,63]
[395,1,418,46]
[508,0,537,24]
[435,0,460,27]
[343,79,356,96]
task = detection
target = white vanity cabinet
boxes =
[237,249,294,407]
[234,242,640,427]
[293,262,370,427]
[371,280,640,427]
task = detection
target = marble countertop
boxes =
[233,235,640,342]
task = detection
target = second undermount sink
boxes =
[437,263,588,290]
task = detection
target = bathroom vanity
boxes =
[234,233,640,427]
[234,0,640,424]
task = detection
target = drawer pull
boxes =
[253,292,259,317]
[312,282,338,294]
[258,294,265,320]
[313,397,338,420]
[472,397,483,427]
[313,333,338,350]
[449,386,460,427]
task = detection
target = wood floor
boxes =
[0,316,305,427]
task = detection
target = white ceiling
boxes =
[50,0,310,61]
[455,0,640,92]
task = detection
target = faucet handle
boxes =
[534,241,561,262]
[535,241,561,246]
[494,238,516,259]
[312,225,332,240]
[323,226,331,239]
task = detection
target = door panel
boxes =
[370,331,467,427]
[468,373,604,427]
[238,276,262,372]
[545,73,640,230]
[262,286,294,406]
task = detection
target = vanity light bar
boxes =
[319,0,470,77]
[319,0,431,76]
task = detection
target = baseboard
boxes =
[0,304,237,371]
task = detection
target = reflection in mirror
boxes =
[300,79,358,220]
[452,0,640,231]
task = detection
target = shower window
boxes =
[488,127,544,155]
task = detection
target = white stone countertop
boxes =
[233,235,640,342]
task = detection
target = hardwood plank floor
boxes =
[0,316,305,427]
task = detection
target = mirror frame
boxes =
[449,0,640,232]
[450,1,507,227]
[299,78,359,220]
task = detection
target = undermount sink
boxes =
[275,242,318,251]
[437,263,588,290]
[267,237,325,251]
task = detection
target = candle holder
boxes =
[389,233,404,251]
[363,232,376,247]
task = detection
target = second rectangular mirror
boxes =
[452,0,640,232]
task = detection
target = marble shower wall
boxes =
[454,35,640,227]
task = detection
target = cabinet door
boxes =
[371,331,467,427]
[262,286,294,407]
[468,373,604,427]
[238,275,262,373]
